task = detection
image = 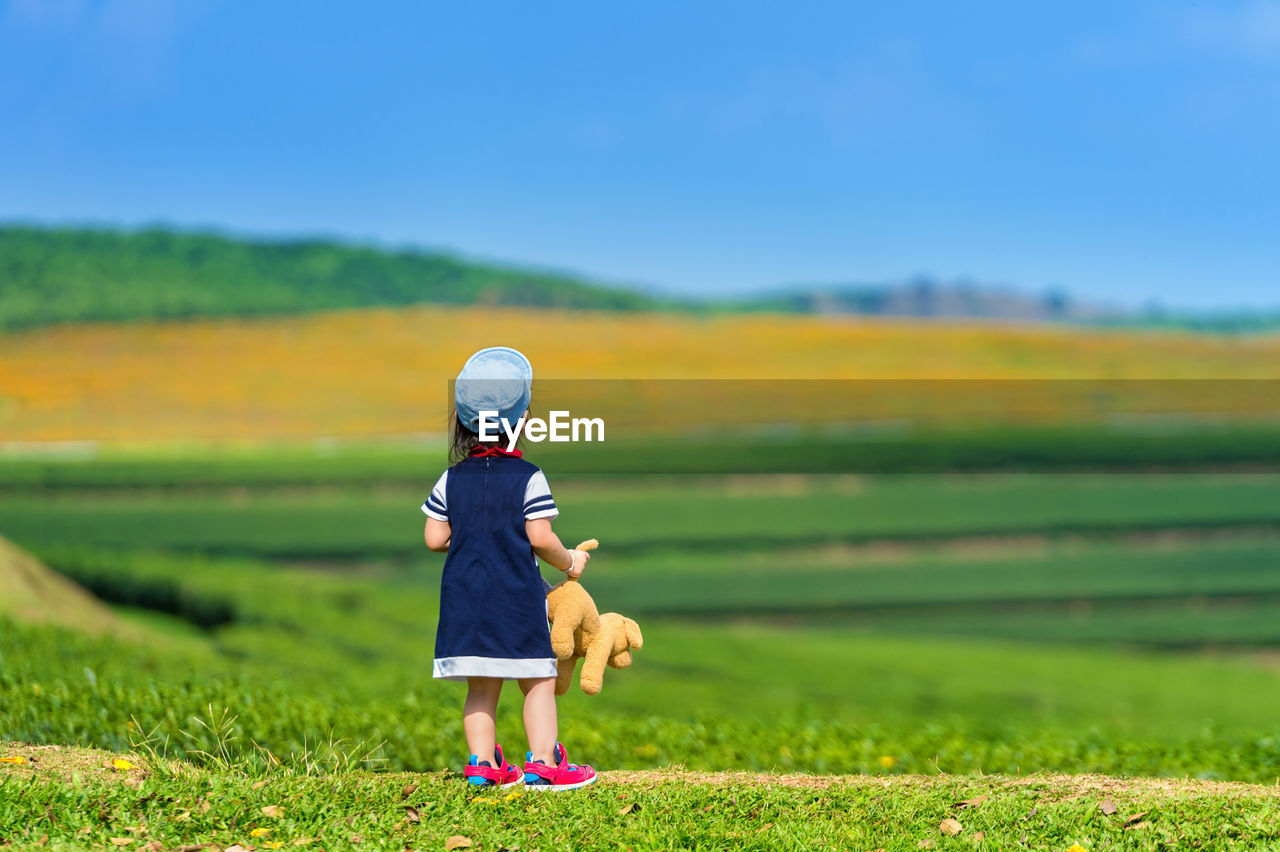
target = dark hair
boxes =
[448,406,528,463]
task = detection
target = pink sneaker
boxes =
[523,742,597,791]
[464,745,524,789]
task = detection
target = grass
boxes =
[4,466,1280,777]
[31,531,1280,649]
[7,448,1280,845]
[7,542,1280,781]
[8,425,1280,491]
[3,473,1280,561]
[591,535,1280,618]
[3,741,1280,851]
[589,621,1280,740]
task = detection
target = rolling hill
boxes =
[0,225,668,330]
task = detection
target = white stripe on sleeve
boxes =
[421,470,450,521]
[523,469,559,520]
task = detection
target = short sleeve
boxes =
[523,470,559,520]
[421,471,449,521]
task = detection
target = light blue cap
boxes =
[454,346,533,433]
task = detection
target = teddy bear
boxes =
[545,540,644,696]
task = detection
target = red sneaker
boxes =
[523,742,597,791]
[464,745,524,789]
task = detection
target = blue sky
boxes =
[2,0,1278,309]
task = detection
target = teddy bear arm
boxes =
[549,615,578,660]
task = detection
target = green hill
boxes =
[0,534,123,635]
[6,224,1275,333]
[0,225,669,329]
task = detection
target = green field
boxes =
[7,442,1280,849]
[5,425,1280,488]
[7,547,1280,782]
[4,470,1279,559]
[5,446,1280,781]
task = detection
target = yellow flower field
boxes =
[1,306,1278,444]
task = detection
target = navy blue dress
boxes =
[422,449,558,681]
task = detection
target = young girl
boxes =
[421,346,598,791]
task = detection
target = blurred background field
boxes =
[4,303,1280,444]
[4,227,1280,783]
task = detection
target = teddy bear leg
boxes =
[555,657,578,696]
[624,617,644,650]
[579,631,615,696]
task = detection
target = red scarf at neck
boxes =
[470,445,523,459]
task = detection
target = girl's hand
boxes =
[566,548,590,580]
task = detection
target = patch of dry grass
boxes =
[7,740,1276,801]
[0,741,145,781]
[602,768,1280,799]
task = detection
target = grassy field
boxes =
[7,461,1280,780]
[4,305,1280,443]
[7,576,1280,784]
[3,471,1278,558]
[7,423,1280,484]
[7,392,1280,847]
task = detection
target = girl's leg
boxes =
[463,677,503,761]
[518,676,558,764]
